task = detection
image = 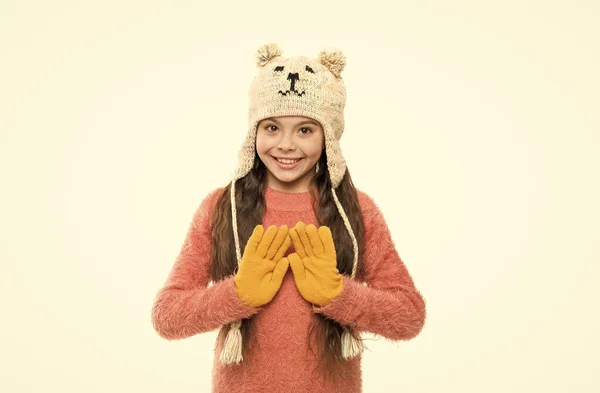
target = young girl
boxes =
[151,43,426,393]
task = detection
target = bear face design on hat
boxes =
[233,43,348,189]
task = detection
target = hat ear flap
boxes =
[323,124,347,188]
[318,48,346,78]
[256,43,283,67]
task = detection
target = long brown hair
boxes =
[211,150,365,376]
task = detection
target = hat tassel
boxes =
[341,326,364,359]
[219,320,243,365]
[219,180,245,365]
[331,187,364,359]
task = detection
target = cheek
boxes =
[304,141,324,159]
[255,135,270,154]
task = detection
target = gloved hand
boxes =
[285,222,343,306]
[234,225,291,307]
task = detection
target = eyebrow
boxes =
[262,118,320,126]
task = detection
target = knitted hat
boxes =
[220,43,363,365]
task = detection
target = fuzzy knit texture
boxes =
[235,43,348,188]
[228,44,360,352]
[151,186,426,393]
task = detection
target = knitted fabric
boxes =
[230,43,356,268]
[151,186,427,393]
[234,43,348,188]
[223,44,363,364]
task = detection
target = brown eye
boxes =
[299,127,312,135]
[266,125,277,132]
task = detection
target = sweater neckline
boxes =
[264,186,316,212]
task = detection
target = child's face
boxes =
[256,115,325,193]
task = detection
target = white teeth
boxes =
[277,158,300,164]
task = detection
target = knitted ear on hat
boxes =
[256,43,283,67]
[318,48,346,79]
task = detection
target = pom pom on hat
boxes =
[318,48,346,78]
[256,43,282,67]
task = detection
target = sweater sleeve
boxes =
[151,188,261,340]
[312,190,426,341]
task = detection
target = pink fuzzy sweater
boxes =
[151,186,426,393]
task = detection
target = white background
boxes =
[1,0,599,392]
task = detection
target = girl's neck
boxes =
[266,183,311,193]
[265,171,315,194]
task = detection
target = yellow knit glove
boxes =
[285,222,343,306]
[234,225,291,307]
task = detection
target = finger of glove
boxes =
[318,225,336,257]
[266,225,288,260]
[273,233,292,262]
[256,225,278,258]
[289,228,307,259]
[243,225,264,256]
[306,224,325,256]
[270,257,290,288]
[287,253,305,281]
[295,222,314,257]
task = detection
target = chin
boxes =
[271,172,303,184]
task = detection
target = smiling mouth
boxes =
[273,157,303,164]
[278,89,306,96]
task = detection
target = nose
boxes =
[276,131,296,152]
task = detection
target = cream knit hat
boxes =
[220,43,363,365]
